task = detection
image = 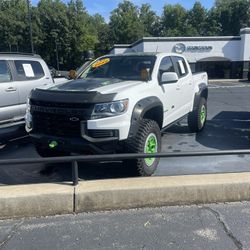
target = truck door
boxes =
[12,59,52,117]
[171,56,194,116]
[158,56,180,125]
[0,60,20,125]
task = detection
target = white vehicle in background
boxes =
[27,52,208,176]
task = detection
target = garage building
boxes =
[110,28,250,79]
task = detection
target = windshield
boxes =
[79,55,156,81]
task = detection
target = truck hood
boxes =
[45,78,144,94]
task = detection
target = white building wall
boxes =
[240,28,250,61]
[142,38,242,63]
[111,28,250,79]
[110,47,130,54]
[129,42,144,53]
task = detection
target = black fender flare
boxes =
[193,83,208,110]
[128,96,163,138]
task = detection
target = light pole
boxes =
[55,40,60,71]
[26,0,34,53]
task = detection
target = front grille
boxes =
[30,99,92,109]
[33,113,81,137]
[31,101,93,137]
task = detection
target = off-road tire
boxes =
[188,97,207,133]
[124,119,161,176]
[35,145,68,158]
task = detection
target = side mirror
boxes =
[161,72,178,84]
[68,70,77,80]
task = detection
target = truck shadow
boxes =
[167,111,250,150]
[196,111,250,150]
[44,161,136,182]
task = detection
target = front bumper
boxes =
[30,133,120,154]
[26,103,131,153]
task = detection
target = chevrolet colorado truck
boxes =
[26,53,208,176]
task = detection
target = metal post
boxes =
[55,40,60,71]
[26,0,34,53]
[72,161,79,186]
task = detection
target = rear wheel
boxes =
[124,119,161,176]
[188,97,207,132]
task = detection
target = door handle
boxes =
[176,85,181,90]
[5,87,17,92]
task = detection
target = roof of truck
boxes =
[0,52,41,59]
[107,52,159,57]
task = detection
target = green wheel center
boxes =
[200,105,206,124]
[144,133,158,167]
[49,141,58,149]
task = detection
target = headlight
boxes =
[91,99,129,119]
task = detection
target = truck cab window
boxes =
[14,60,45,80]
[158,57,175,82]
[172,56,189,77]
[0,60,11,83]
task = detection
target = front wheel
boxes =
[124,119,161,176]
[188,97,207,133]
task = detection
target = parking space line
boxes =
[208,85,250,89]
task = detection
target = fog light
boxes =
[49,141,58,149]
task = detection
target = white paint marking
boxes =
[194,228,219,241]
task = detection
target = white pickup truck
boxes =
[26,52,208,176]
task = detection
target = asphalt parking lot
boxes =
[1,81,250,185]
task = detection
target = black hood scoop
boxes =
[49,78,122,92]
[30,88,116,104]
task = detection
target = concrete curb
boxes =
[1,173,250,219]
[0,183,73,219]
[209,79,250,84]
[75,173,250,212]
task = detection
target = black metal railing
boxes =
[1,149,250,186]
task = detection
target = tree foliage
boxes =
[109,0,144,44]
[214,0,250,35]
[187,2,208,36]
[0,0,249,69]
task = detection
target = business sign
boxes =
[174,43,213,54]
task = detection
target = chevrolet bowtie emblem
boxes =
[69,117,80,122]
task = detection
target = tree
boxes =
[0,0,249,69]
[204,8,222,36]
[0,0,28,52]
[139,4,160,36]
[37,0,71,68]
[214,0,250,35]
[66,0,98,68]
[109,0,144,44]
[91,14,112,57]
[187,2,208,36]
[161,4,189,36]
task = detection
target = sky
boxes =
[31,0,215,21]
